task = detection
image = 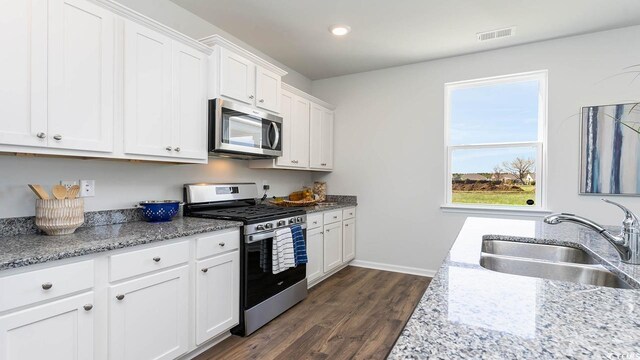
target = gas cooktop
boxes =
[187,204,304,223]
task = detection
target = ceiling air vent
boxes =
[477,27,515,42]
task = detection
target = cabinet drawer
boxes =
[343,207,356,220]
[307,214,323,230]
[323,210,343,225]
[109,241,189,282]
[0,260,94,313]
[196,230,240,259]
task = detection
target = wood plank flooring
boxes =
[195,266,432,360]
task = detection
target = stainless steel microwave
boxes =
[208,98,283,158]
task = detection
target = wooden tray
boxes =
[269,198,321,207]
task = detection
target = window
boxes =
[444,71,547,209]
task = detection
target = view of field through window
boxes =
[447,74,544,207]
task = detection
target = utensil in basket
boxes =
[136,201,183,222]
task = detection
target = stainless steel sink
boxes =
[482,240,600,265]
[480,254,632,289]
[480,239,632,289]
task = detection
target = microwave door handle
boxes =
[271,121,280,149]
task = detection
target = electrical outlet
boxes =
[80,180,95,197]
[60,180,78,191]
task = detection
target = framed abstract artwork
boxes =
[580,102,640,195]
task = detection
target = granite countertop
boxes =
[266,195,358,214]
[389,217,640,359]
[0,217,242,272]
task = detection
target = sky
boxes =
[449,80,540,173]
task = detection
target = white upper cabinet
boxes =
[0,0,211,163]
[310,104,334,170]
[250,84,332,171]
[123,20,173,158]
[276,90,310,168]
[0,0,47,148]
[172,41,208,160]
[202,35,286,114]
[219,48,255,105]
[48,0,115,152]
[256,66,281,113]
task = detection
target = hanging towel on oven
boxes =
[290,224,307,265]
[272,227,295,274]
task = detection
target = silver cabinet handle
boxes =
[83,304,93,311]
[345,224,349,227]
[166,146,172,151]
[259,99,265,103]
[53,135,62,141]
[219,242,225,247]
[174,147,181,152]
[313,221,318,225]
[153,257,161,262]
[116,294,125,301]
[320,232,324,234]
[41,282,53,290]
[321,163,327,166]
[326,229,330,232]
[249,95,254,99]
[201,268,208,273]
[333,216,338,219]
[36,132,46,139]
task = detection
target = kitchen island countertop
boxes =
[389,217,640,359]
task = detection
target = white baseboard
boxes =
[350,260,437,278]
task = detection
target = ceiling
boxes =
[171,0,640,80]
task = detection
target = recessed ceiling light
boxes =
[329,25,351,36]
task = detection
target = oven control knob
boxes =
[265,223,273,229]
[296,217,303,222]
[256,225,265,231]
[277,220,286,227]
[289,218,295,224]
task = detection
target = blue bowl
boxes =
[137,201,182,222]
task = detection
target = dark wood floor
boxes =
[195,266,432,360]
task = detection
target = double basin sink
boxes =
[480,239,632,289]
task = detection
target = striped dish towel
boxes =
[272,227,295,274]
[290,224,307,265]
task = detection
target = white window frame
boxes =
[443,70,549,214]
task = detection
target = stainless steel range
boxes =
[183,183,307,336]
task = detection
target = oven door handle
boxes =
[246,224,307,244]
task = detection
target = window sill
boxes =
[440,204,552,217]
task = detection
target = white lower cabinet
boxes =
[195,251,239,345]
[342,218,356,263]
[323,222,343,273]
[108,266,189,360]
[306,227,325,284]
[0,292,94,360]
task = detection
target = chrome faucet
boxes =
[544,199,640,264]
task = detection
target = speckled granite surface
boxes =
[268,195,357,214]
[0,208,146,237]
[0,217,241,271]
[389,217,640,359]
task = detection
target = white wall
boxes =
[312,25,640,273]
[0,156,311,218]
[117,0,312,92]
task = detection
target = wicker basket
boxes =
[35,199,85,235]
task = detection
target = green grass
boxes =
[452,185,536,206]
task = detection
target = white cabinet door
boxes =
[275,91,294,167]
[309,104,323,169]
[219,48,255,105]
[311,105,334,170]
[123,20,173,158]
[48,0,114,152]
[0,292,94,360]
[255,66,281,113]
[172,41,208,160]
[342,218,356,263]
[323,222,343,273]
[321,110,334,169]
[306,227,324,284]
[0,0,47,148]
[109,266,189,360]
[195,251,239,345]
[291,96,310,168]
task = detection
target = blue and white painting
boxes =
[581,103,640,195]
